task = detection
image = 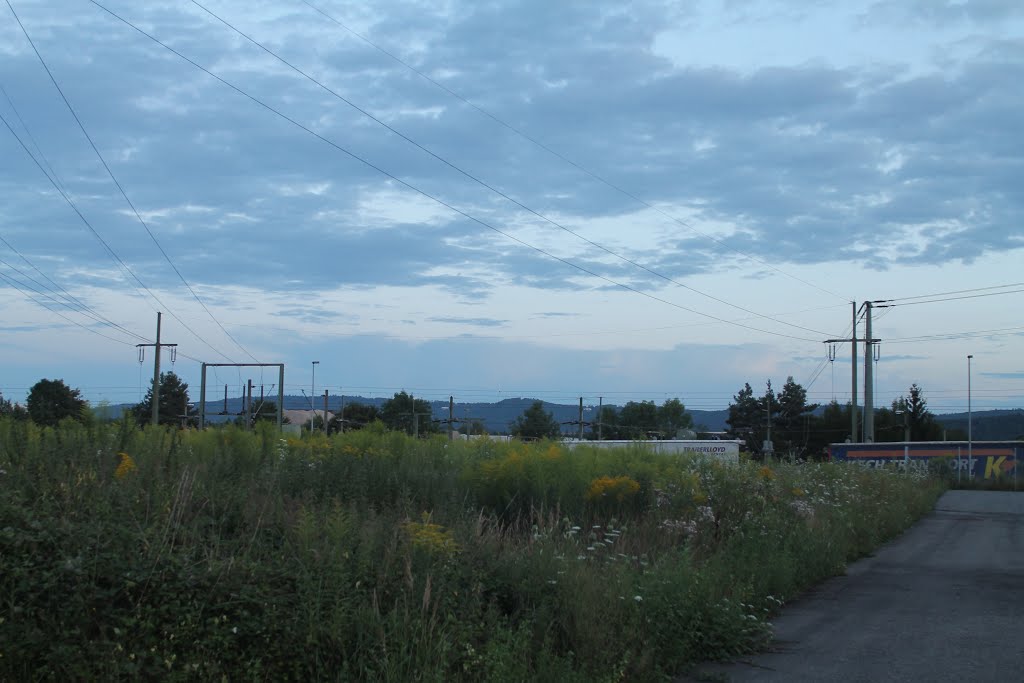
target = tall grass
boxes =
[0,417,944,681]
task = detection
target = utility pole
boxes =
[968,354,973,470]
[323,389,329,433]
[449,395,454,441]
[863,301,874,442]
[824,301,879,442]
[246,379,253,429]
[851,301,858,442]
[578,397,584,441]
[136,312,177,426]
[597,396,603,441]
[310,361,319,433]
[340,392,345,434]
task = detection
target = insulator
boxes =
[138,347,144,364]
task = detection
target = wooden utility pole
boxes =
[136,312,177,426]
[323,390,329,433]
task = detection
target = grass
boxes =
[0,417,945,681]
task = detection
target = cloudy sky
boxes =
[1,0,1022,414]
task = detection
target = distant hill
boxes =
[934,410,1024,441]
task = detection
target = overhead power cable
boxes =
[875,288,1024,308]
[0,109,234,362]
[190,0,832,339]
[5,0,256,363]
[881,282,1024,303]
[0,83,69,196]
[0,253,149,342]
[87,0,825,344]
[0,270,141,346]
[884,325,1024,344]
[298,0,848,303]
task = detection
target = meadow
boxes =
[0,418,945,681]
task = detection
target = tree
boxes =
[251,399,281,423]
[511,400,561,440]
[774,376,819,457]
[132,372,191,427]
[327,402,380,434]
[726,383,759,435]
[806,400,854,459]
[592,405,622,440]
[26,378,87,427]
[618,400,660,439]
[381,391,436,435]
[658,398,694,438]
[891,383,942,441]
[0,393,29,421]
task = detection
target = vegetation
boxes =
[595,398,695,440]
[328,401,381,434]
[381,391,437,435]
[131,371,192,427]
[511,399,562,439]
[0,417,944,681]
[25,378,88,427]
[725,379,968,459]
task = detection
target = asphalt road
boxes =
[685,490,1024,683]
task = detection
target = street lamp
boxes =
[311,361,320,433]
[967,355,973,475]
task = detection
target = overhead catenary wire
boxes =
[189,0,834,339]
[86,0,826,344]
[297,0,849,303]
[4,0,257,364]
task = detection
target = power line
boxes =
[86,0,825,344]
[5,0,255,364]
[190,0,833,339]
[0,107,234,363]
[297,0,848,303]
[882,282,1024,303]
[885,325,1024,344]
[876,288,1024,308]
[0,270,140,346]
[0,253,149,342]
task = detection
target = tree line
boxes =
[2,374,967,456]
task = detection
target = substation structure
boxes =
[199,363,285,430]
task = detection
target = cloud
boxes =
[428,316,507,327]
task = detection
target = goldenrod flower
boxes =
[115,452,136,480]
[585,476,640,503]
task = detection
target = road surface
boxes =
[685,490,1024,682]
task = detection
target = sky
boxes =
[1,0,1022,415]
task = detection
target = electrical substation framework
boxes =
[199,363,285,430]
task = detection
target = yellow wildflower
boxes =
[585,476,641,503]
[791,487,805,497]
[115,452,136,480]
[758,465,776,481]
[403,514,459,557]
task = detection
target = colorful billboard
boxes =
[828,441,1021,480]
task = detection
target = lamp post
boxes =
[311,360,320,433]
[967,354,973,476]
